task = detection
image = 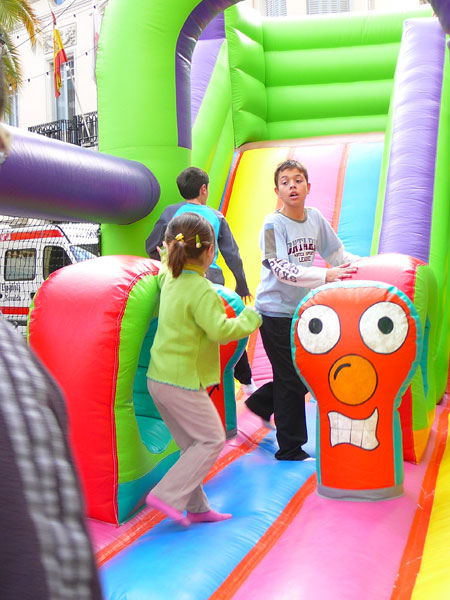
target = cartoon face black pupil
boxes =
[309,318,323,334]
[378,316,394,334]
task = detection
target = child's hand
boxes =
[241,293,254,305]
[156,241,169,256]
[326,263,358,282]
[246,305,260,313]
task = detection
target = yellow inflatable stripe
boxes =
[412,413,450,599]
[218,147,289,298]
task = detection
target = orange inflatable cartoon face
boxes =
[292,282,421,500]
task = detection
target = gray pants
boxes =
[147,379,225,513]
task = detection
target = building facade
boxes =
[244,0,428,17]
[6,0,106,138]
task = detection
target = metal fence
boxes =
[28,111,98,148]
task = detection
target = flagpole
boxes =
[49,3,91,142]
[65,63,92,141]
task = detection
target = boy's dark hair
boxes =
[166,212,215,278]
[274,160,309,187]
[176,167,209,200]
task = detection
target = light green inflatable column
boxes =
[96,0,240,256]
[97,0,190,256]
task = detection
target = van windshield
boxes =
[70,244,99,262]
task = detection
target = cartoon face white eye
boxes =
[359,301,409,354]
[297,305,340,354]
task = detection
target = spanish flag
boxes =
[52,11,68,98]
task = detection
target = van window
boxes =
[70,244,98,262]
[5,248,36,281]
[43,245,72,279]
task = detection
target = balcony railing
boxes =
[28,111,98,148]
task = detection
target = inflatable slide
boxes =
[87,2,450,598]
[4,0,450,598]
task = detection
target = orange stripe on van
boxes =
[0,307,29,315]
[0,229,63,242]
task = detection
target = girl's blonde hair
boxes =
[166,212,215,278]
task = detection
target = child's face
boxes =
[275,168,310,214]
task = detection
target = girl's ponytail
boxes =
[167,234,188,278]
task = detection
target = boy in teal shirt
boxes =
[146,166,256,393]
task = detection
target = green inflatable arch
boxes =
[97,1,432,257]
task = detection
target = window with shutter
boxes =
[307,0,350,14]
[266,0,287,17]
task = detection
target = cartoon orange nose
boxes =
[329,355,377,405]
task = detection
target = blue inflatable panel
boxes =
[100,431,316,600]
[338,142,384,257]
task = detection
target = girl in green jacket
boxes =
[146,212,262,526]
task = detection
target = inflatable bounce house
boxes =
[1,0,450,598]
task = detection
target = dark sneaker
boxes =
[275,449,310,461]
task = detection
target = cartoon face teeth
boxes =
[328,408,379,450]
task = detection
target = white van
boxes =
[0,222,100,334]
